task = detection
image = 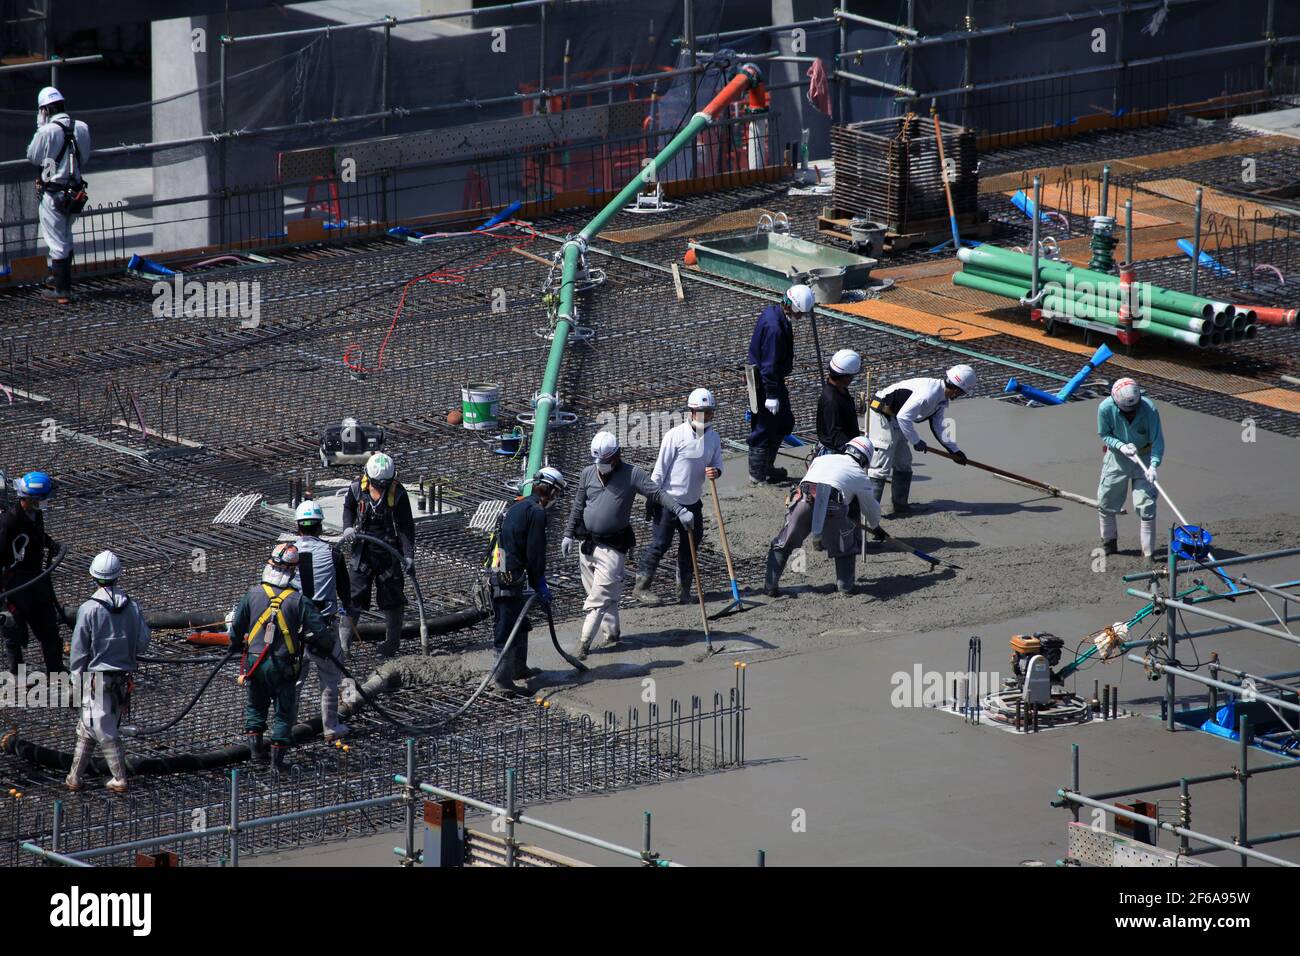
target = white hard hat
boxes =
[830,349,861,376]
[1111,377,1141,411]
[946,364,976,395]
[89,550,121,583]
[295,500,325,524]
[784,284,815,314]
[590,431,620,462]
[37,86,63,108]
[365,452,396,482]
[533,466,567,493]
[269,542,300,567]
[844,435,874,468]
[687,387,716,411]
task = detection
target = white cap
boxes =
[534,466,567,493]
[590,431,620,462]
[295,500,324,523]
[946,364,976,395]
[365,452,395,482]
[37,86,63,109]
[784,284,815,314]
[687,387,716,411]
[89,550,121,583]
[1111,377,1141,411]
[830,349,861,376]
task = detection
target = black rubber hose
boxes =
[122,648,239,737]
[0,544,67,603]
[59,606,485,638]
[344,530,429,650]
[1,669,396,776]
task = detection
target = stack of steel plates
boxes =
[831,116,979,232]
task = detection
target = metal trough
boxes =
[689,232,877,299]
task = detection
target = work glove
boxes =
[1119,442,1137,459]
[561,536,574,558]
[764,398,780,415]
[705,467,721,480]
[1143,466,1158,484]
[338,527,358,546]
[871,526,889,541]
[536,575,552,605]
[913,440,928,453]
[402,555,415,573]
[676,508,695,530]
[951,450,968,466]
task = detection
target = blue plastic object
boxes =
[1055,342,1113,401]
[1174,524,1238,593]
[1010,190,1052,223]
[477,201,522,231]
[126,253,176,277]
[1004,376,1064,405]
[1176,238,1233,276]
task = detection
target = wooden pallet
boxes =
[816,206,993,251]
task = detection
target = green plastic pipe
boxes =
[521,64,763,491]
[958,246,1228,320]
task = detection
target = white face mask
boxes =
[596,461,614,475]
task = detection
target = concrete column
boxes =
[767,0,831,165]
[151,16,216,253]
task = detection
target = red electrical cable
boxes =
[343,220,542,375]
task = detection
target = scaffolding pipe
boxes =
[683,16,834,45]
[20,843,94,867]
[1123,546,1300,580]
[1125,654,1300,715]
[835,9,917,36]
[1057,790,1298,866]
[225,0,561,44]
[1126,590,1300,648]
[0,54,102,74]
[521,63,763,490]
[833,69,916,97]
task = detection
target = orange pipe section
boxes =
[701,65,763,120]
[1244,306,1297,327]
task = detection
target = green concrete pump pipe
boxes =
[951,269,1032,300]
[1041,296,1209,347]
[521,63,764,492]
[957,246,1229,320]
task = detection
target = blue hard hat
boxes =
[15,471,54,500]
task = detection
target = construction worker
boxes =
[765,436,885,597]
[490,466,566,696]
[26,87,90,304]
[746,284,812,484]
[229,543,334,771]
[293,500,353,741]
[1,471,64,675]
[867,365,976,515]
[561,432,687,659]
[816,349,862,453]
[341,452,415,658]
[65,551,149,794]
[1097,377,1165,562]
[634,388,723,605]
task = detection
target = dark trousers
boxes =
[492,594,530,681]
[638,499,703,586]
[244,657,300,746]
[2,586,63,674]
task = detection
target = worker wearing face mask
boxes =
[1,471,64,675]
[633,388,724,606]
[1097,377,1165,563]
[561,432,685,660]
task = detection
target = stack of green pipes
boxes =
[951,246,1258,349]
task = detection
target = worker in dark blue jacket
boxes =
[746,285,811,484]
[489,466,566,696]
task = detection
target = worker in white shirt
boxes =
[867,365,976,515]
[764,436,885,597]
[634,388,724,605]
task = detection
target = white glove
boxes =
[339,527,358,546]
[764,398,780,415]
[1119,442,1137,459]
[561,536,574,557]
[1144,466,1158,484]
[676,507,694,529]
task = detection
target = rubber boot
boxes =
[248,731,270,764]
[1100,512,1118,556]
[270,744,294,772]
[491,667,524,697]
[674,568,691,605]
[764,547,789,597]
[379,608,403,658]
[747,445,769,484]
[65,734,94,792]
[103,740,129,793]
[869,477,887,504]
[321,692,349,741]
[1140,519,1157,564]
[890,470,921,515]
[632,574,662,606]
[765,444,788,483]
[834,555,856,595]
[40,257,71,304]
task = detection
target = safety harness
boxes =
[240,584,297,678]
[38,119,88,215]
